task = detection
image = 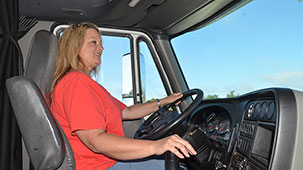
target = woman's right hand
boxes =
[150,134,197,159]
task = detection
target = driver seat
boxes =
[6,77,75,170]
[6,30,75,170]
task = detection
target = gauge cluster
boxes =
[198,113,232,146]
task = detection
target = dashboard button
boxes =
[247,104,254,118]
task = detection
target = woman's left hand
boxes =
[160,93,183,107]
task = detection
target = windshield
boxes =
[171,0,303,99]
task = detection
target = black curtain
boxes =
[0,0,22,169]
[0,0,37,169]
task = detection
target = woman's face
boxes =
[78,28,103,72]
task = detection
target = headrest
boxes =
[24,30,58,95]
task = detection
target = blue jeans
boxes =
[106,158,165,170]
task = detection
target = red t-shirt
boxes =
[51,71,126,170]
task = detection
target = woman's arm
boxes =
[75,129,196,160]
[122,93,183,120]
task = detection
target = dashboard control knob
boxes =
[234,158,246,170]
[215,160,227,170]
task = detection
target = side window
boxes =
[139,41,166,103]
[91,35,133,106]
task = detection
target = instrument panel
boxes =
[198,113,232,145]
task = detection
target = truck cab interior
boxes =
[1,0,303,170]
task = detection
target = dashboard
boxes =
[180,88,303,170]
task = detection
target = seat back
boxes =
[8,30,74,169]
[24,30,57,95]
[6,76,75,170]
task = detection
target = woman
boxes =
[50,23,196,170]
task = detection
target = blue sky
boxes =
[172,0,303,97]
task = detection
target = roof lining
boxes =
[19,0,250,37]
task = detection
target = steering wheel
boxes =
[134,89,203,140]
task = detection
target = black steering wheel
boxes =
[134,89,203,140]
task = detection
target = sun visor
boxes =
[19,0,114,21]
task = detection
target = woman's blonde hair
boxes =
[50,23,101,100]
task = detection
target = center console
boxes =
[230,100,276,170]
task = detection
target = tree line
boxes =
[204,90,239,100]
